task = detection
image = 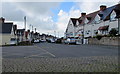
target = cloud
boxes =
[77,1,118,14]
[55,1,118,37]
[2,1,119,37]
[2,2,60,35]
[56,7,81,37]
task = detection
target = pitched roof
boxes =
[114,4,120,18]
[98,4,120,21]
[86,11,100,24]
[70,18,78,26]
[17,29,25,36]
[98,6,116,21]
[17,29,25,33]
[0,23,13,34]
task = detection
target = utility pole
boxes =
[118,17,120,35]
[35,28,36,33]
[58,32,59,38]
[32,26,33,32]
[54,31,56,37]
[24,16,26,31]
[29,24,31,31]
[117,15,120,35]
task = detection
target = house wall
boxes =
[66,19,75,37]
[109,20,118,31]
[84,20,118,38]
[0,34,11,45]
[84,24,92,37]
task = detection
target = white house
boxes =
[0,17,17,45]
[84,4,120,38]
[65,4,120,44]
[65,18,78,38]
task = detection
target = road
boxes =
[2,43,119,72]
[2,43,118,58]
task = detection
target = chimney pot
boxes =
[100,5,107,11]
[81,13,86,17]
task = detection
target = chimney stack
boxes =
[100,5,107,11]
[0,17,5,23]
[81,13,86,17]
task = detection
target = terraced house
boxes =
[65,4,120,44]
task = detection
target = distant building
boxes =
[16,29,25,42]
[0,17,17,45]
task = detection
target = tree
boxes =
[109,28,118,36]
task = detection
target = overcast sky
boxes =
[1,0,119,37]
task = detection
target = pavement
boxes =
[2,43,119,72]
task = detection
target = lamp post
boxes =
[32,26,33,32]
[29,24,31,31]
[82,24,85,44]
[116,15,120,35]
[118,17,120,35]
[24,16,26,31]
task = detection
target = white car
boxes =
[34,39,40,43]
[65,38,76,44]
[10,38,17,45]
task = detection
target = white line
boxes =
[34,46,56,58]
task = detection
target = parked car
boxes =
[40,39,46,42]
[55,38,62,43]
[50,39,55,43]
[34,39,40,43]
[10,38,17,45]
[46,39,55,43]
[64,38,76,44]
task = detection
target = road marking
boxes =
[34,46,56,58]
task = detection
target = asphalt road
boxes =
[2,43,118,58]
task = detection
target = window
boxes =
[110,11,116,21]
[94,30,98,34]
[85,18,89,24]
[86,30,91,35]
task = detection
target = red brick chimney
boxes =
[81,13,86,17]
[100,5,107,11]
[0,17,5,23]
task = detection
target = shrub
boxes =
[109,28,118,36]
[96,35,103,40]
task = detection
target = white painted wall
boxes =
[84,20,118,38]
[66,19,75,37]
[0,34,11,45]
[109,20,118,31]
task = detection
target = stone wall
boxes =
[88,37,120,46]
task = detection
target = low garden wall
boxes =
[88,37,120,46]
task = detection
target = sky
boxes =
[1,0,119,37]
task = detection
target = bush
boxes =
[109,28,118,36]
[18,41,33,46]
[96,35,103,40]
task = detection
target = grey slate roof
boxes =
[70,18,78,26]
[0,23,13,34]
[98,4,120,21]
[98,6,116,21]
[17,29,25,36]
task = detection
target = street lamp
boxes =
[29,24,31,31]
[118,17,120,35]
[116,15,120,35]
[24,16,27,31]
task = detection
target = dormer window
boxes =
[110,10,116,21]
[94,14,101,24]
[84,18,89,24]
